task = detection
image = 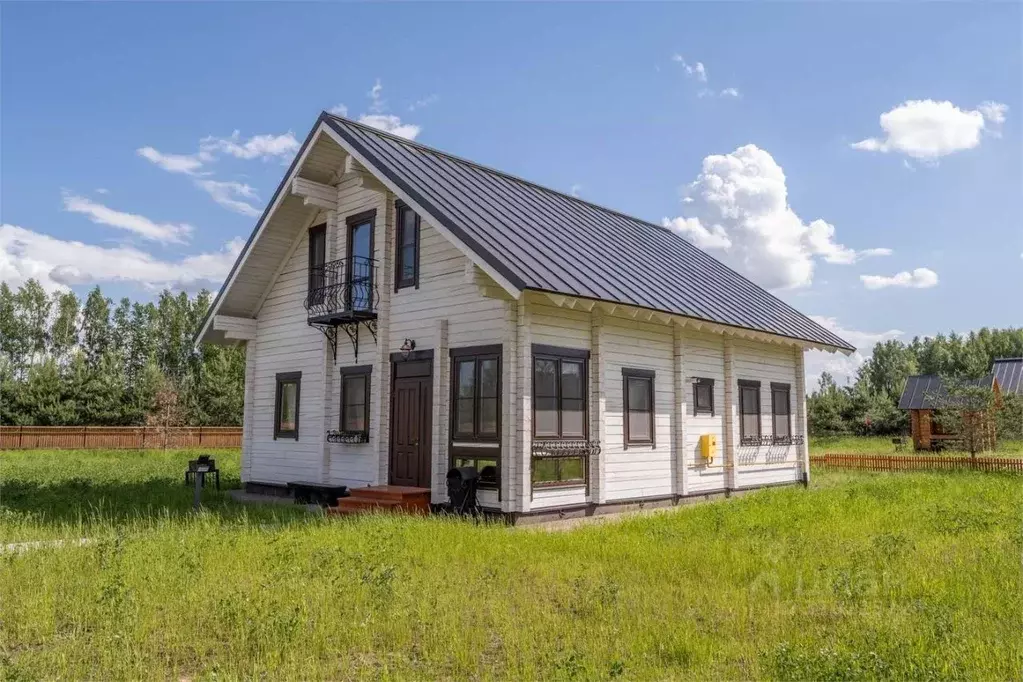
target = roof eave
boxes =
[522,287,854,353]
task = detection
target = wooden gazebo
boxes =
[898,374,999,451]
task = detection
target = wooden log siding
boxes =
[0,426,242,450]
[810,453,1023,474]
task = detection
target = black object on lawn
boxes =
[287,481,350,506]
[446,466,480,515]
[185,455,220,490]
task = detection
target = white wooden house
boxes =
[197,113,853,521]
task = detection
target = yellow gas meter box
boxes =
[699,434,718,462]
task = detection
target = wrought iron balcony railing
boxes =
[304,256,379,324]
[739,434,805,448]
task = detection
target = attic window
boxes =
[395,201,420,290]
[307,224,326,304]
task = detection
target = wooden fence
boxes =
[811,453,1023,474]
[0,426,242,450]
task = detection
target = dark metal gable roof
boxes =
[899,374,996,410]
[992,358,1023,395]
[323,114,853,351]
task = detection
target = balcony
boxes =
[304,257,379,326]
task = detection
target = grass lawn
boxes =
[2,449,1021,680]
[811,435,1023,457]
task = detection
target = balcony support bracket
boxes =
[330,318,378,364]
[311,324,340,364]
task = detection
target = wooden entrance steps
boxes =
[327,485,431,516]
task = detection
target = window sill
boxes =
[624,441,655,449]
[532,481,587,490]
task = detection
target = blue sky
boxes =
[2,2,1020,382]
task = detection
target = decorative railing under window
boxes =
[739,435,805,448]
[531,439,601,491]
[304,257,379,362]
[327,429,369,445]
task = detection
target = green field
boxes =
[2,448,1021,680]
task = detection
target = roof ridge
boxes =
[324,112,678,235]
[993,357,1023,362]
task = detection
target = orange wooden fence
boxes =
[0,426,242,450]
[811,453,1023,474]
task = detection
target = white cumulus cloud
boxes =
[136,146,211,176]
[804,315,904,389]
[409,94,439,112]
[978,100,1008,126]
[194,180,261,217]
[0,223,243,293]
[663,144,890,289]
[327,80,424,141]
[62,193,193,244]
[358,114,421,141]
[139,129,294,216]
[860,268,939,290]
[368,79,386,113]
[852,99,1008,160]
[671,54,707,82]
[199,131,300,161]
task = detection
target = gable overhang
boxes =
[319,118,525,298]
[196,113,523,346]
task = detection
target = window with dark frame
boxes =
[738,380,761,443]
[394,201,420,290]
[307,224,326,305]
[449,345,502,489]
[274,372,301,440]
[623,368,655,447]
[771,382,791,442]
[345,210,375,311]
[339,365,372,441]
[532,345,589,487]
[693,378,715,416]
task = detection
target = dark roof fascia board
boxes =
[194,113,332,346]
[321,116,527,295]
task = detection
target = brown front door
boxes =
[389,361,432,488]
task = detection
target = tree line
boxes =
[3,277,1020,439]
[808,328,1023,438]
[0,280,244,427]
